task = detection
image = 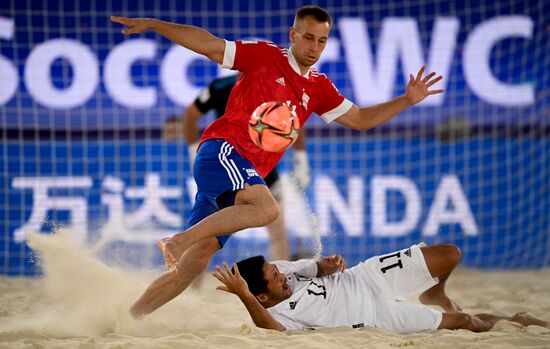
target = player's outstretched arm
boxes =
[111,16,225,64]
[213,262,285,332]
[335,66,443,131]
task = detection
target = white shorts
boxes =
[354,244,443,333]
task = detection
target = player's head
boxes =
[289,6,332,69]
[162,115,182,140]
[235,255,292,307]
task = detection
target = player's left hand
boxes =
[405,66,444,105]
[317,254,347,276]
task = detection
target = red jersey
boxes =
[200,40,353,178]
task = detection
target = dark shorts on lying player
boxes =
[187,139,267,247]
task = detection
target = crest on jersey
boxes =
[301,91,310,110]
[289,301,298,310]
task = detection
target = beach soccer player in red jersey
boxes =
[111,6,444,318]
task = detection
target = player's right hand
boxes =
[212,262,250,298]
[111,16,150,35]
[317,254,347,276]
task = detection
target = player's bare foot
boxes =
[158,238,178,271]
[511,312,550,328]
[419,292,462,313]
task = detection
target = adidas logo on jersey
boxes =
[276,77,286,86]
[289,301,297,310]
[404,248,412,257]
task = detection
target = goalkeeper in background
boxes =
[182,72,312,260]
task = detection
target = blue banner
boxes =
[2,138,548,275]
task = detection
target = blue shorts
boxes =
[186,139,266,247]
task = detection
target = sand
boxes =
[0,232,549,349]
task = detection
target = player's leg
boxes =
[418,244,462,313]
[161,140,278,267]
[374,300,443,333]
[378,300,549,333]
[164,184,278,260]
[131,184,243,317]
[438,312,549,332]
[130,237,220,318]
[264,170,290,260]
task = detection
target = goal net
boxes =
[1,0,547,275]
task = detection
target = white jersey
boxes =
[267,244,442,333]
[268,259,376,330]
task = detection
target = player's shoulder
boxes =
[236,40,287,55]
[237,39,278,47]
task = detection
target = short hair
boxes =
[234,255,268,296]
[164,115,179,123]
[294,6,333,27]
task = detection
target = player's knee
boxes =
[254,188,280,225]
[446,244,462,267]
[436,244,461,267]
[237,184,280,226]
[259,199,280,226]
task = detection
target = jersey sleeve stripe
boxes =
[320,99,354,124]
[221,40,237,69]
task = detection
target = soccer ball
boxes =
[248,101,301,152]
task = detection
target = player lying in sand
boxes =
[213,243,549,333]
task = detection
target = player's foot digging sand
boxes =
[511,312,550,328]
